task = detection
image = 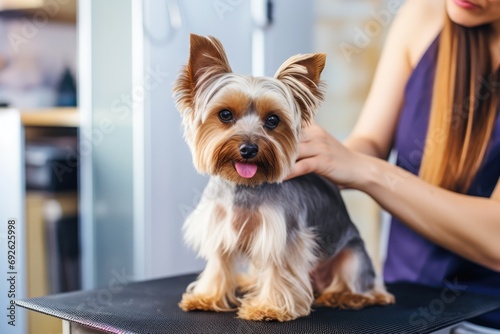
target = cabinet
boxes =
[0,107,78,334]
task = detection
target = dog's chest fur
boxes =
[183,177,290,258]
[231,207,262,251]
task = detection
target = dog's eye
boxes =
[218,110,233,123]
[264,115,280,129]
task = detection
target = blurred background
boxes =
[0,0,400,333]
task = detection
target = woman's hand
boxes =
[287,120,369,188]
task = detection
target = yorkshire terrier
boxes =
[172,34,394,322]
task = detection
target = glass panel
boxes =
[81,0,135,288]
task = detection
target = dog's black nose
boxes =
[239,143,259,159]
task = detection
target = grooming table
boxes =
[16,273,500,334]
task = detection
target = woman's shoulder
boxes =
[393,0,445,68]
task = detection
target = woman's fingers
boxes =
[287,121,345,180]
[286,159,314,180]
[286,141,320,180]
[296,141,319,160]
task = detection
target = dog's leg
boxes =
[313,239,394,309]
[236,264,256,295]
[237,226,317,322]
[179,252,238,312]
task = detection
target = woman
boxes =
[288,0,500,331]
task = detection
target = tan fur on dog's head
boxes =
[173,34,326,186]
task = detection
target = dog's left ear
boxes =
[274,53,326,124]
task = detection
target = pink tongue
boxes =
[235,162,258,178]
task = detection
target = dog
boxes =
[172,33,394,322]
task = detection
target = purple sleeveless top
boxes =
[384,35,500,328]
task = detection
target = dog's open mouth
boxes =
[234,162,258,178]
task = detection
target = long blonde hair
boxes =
[419,15,499,193]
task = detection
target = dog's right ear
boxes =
[188,34,232,84]
[173,34,232,115]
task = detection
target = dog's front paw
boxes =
[237,302,308,322]
[179,293,236,312]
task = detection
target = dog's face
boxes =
[173,34,326,186]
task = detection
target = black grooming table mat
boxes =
[16,273,500,334]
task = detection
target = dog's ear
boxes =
[188,34,232,83]
[173,34,232,115]
[274,53,326,124]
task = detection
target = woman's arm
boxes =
[359,154,500,272]
[289,123,500,271]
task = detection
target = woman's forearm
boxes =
[354,154,500,271]
[343,136,388,159]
